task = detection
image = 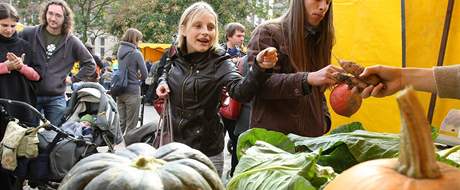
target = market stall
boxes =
[330,0,460,133]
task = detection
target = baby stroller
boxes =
[64,82,122,153]
[0,82,122,190]
[0,98,94,190]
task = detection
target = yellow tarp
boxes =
[330,0,460,133]
[16,23,24,31]
[138,43,170,63]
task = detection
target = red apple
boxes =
[330,84,362,117]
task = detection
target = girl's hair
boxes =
[281,0,334,72]
[177,2,219,51]
[40,0,74,34]
[121,28,143,44]
[0,3,19,22]
[280,0,335,130]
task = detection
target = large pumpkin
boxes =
[58,142,225,190]
[325,87,460,190]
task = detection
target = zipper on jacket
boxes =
[178,64,194,128]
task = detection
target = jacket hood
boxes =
[118,41,137,59]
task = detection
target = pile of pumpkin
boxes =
[58,143,225,190]
[325,87,460,190]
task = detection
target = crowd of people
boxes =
[1,0,460,189]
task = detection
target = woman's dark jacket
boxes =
[247,22,331,137]
[159,47,268,156]
[0,33,42,141]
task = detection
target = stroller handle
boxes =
[0,98,96,146]
[0,98,46,122]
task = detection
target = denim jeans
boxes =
[36,95,66,126]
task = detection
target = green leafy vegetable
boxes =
[330,122,365,134]
[227,141,336,190]
[288,130,400,172]
[237,128,295,159]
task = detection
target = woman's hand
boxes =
[6,52,24,70]
[307,65,344,87]
[156,82,170,99]
[256,47,278,69]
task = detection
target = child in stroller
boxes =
[0,82,122,190]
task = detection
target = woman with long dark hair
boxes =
[0,3,41,189]
[247,0,342,136]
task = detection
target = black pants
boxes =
[0,168,17,190]
[222,117,238,176]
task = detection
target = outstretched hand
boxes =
[359,65,402,98]
[256,47,278,69]
[308,65,345,87]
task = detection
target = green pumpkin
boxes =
[58,142,224,190]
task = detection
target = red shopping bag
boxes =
[219,90,241,120]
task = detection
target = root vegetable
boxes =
[339,61,381,86]
[329,84,362,117]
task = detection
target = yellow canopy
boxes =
[138,43,170,63]
[16,23,24,32]
[330,0,460,133]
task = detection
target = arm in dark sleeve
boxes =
[94,55,104,69]
[136,51,148,81]
[157,52,171,84]
[217,59,269,103]
[258,71,312,99]
[247,24,312,100]
[73,38,96,82]
[23,41,42,79]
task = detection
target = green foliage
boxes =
[12,0,289,44]
[329,122,365,134]
[237,128,295,159]
[227,141,336,190]
[289,130,401,172]
[12,0,44,26]
[107,0,288,43]
[67,0,115,42]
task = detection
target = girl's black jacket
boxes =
[159,47,269,156]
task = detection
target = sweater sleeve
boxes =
[73,37,96,82]
[433,65,460,99]
[137,51,148,81]
[19,65,40,81]
[0,62,10,74]
[247,23,309,100]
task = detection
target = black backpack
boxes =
[110,51,133,96]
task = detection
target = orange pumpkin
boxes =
[325,87,460,190]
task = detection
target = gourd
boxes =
[325,87,460,190]
[58,142,225,190]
